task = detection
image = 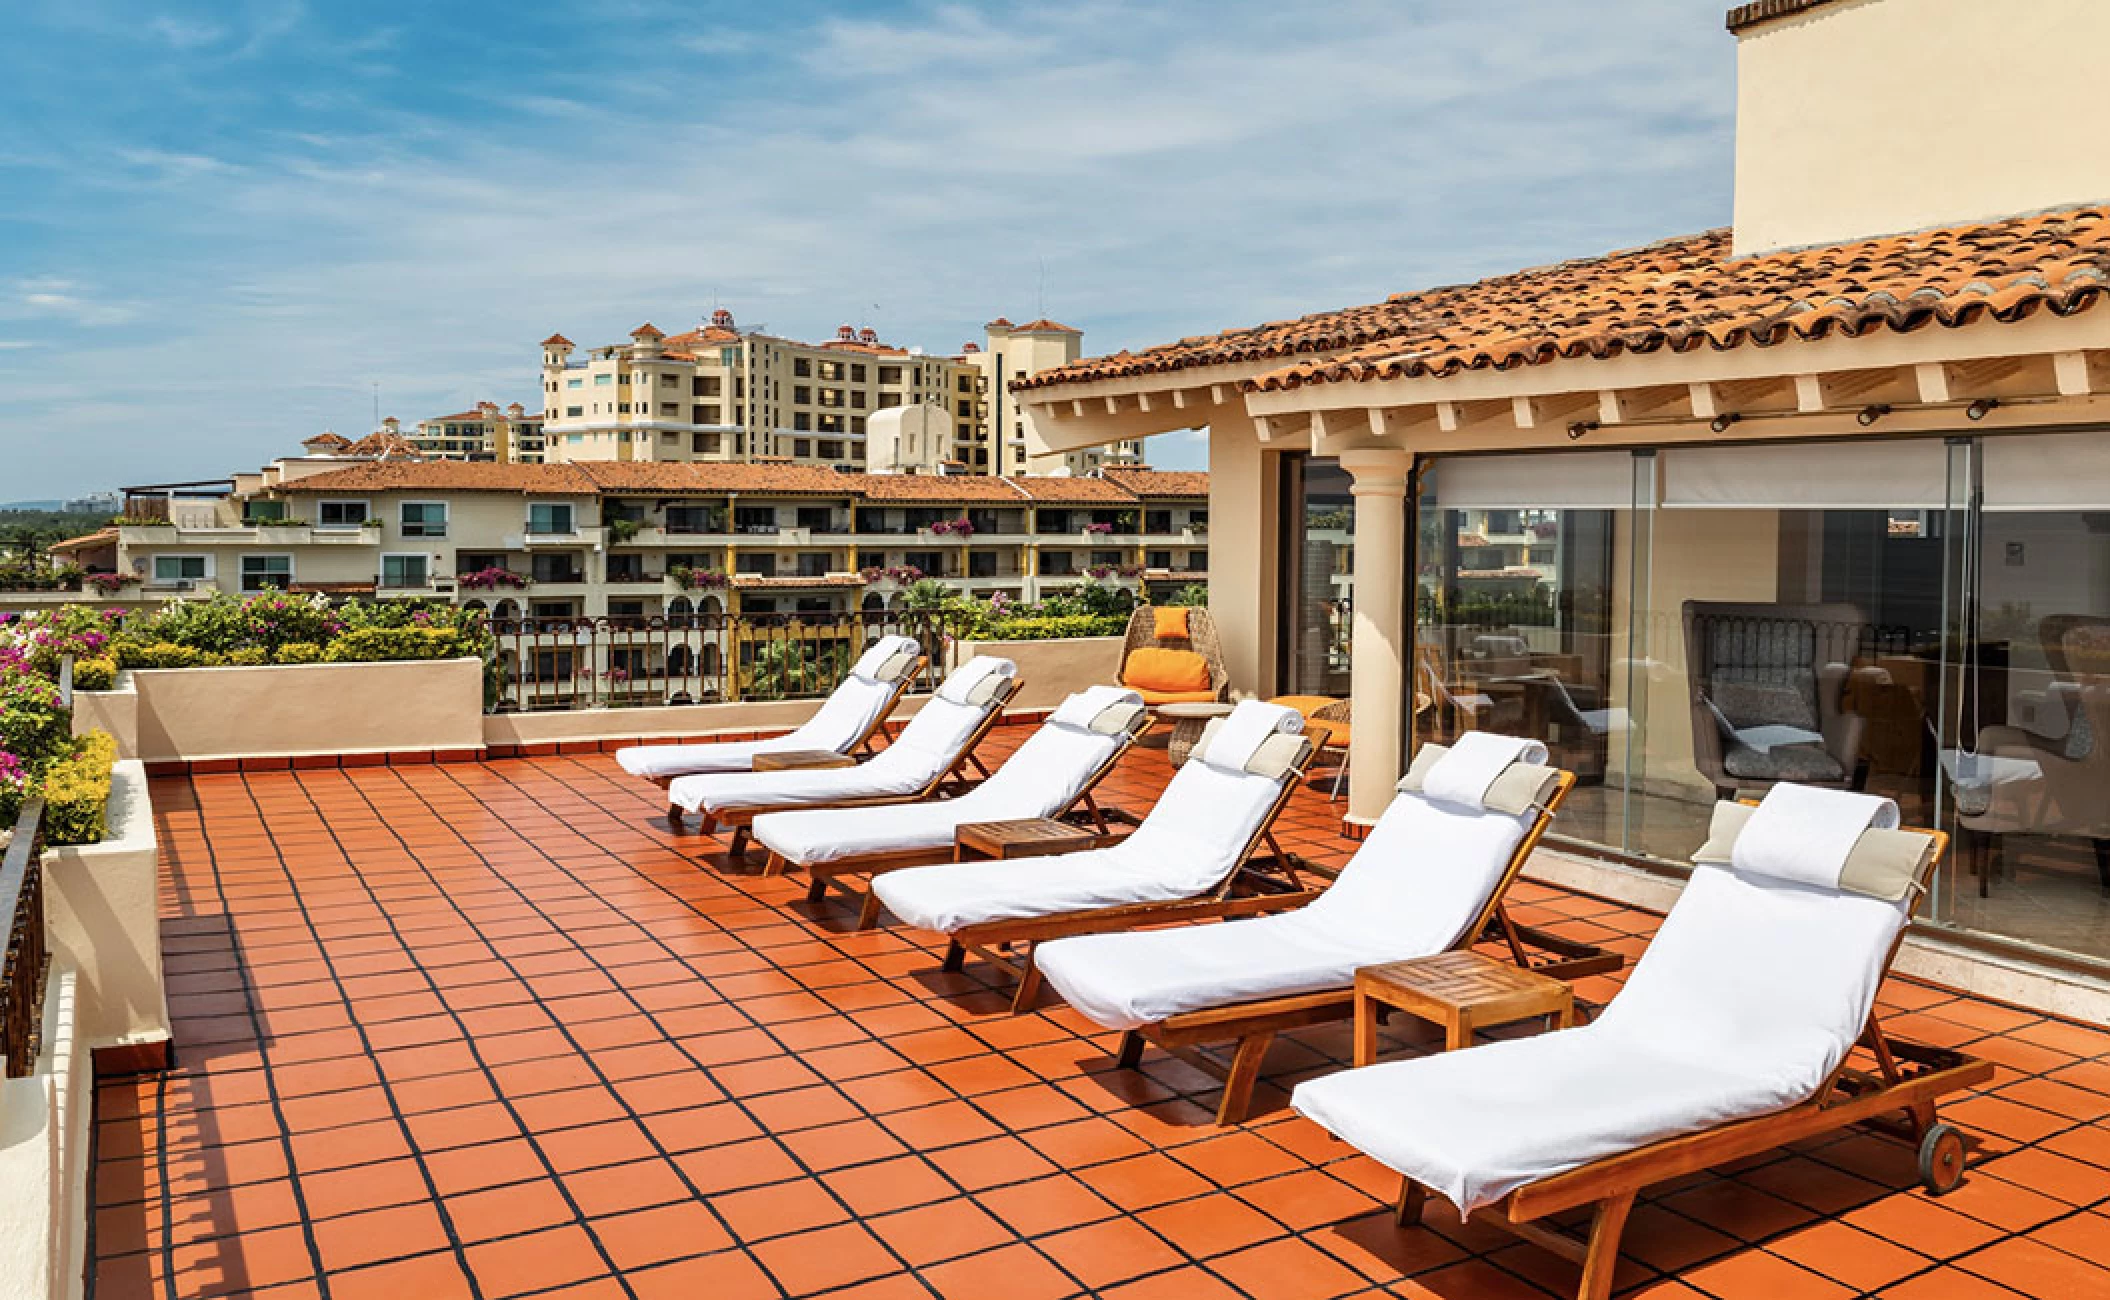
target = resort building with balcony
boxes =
[539,311,1142,475]
[410,401,547,463]
[87,457,1208,619]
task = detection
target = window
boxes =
[1145,510,1172,533]
[793,358,811,377]
[530,601,574,620]
[734,506,777,534]
[660,373,678,387]
[957,400,972,417]
[152,555,208,584]
[400,502,447,537]
[660,402,678,416]
[857,550,885,569]
[793,385,812,404]
[879,366,902,385]
[819,440,844,460]
[851,364,867,382]
[530,648,576,681]
[381,554,429,588]
[594,373,612,386]
[530,553,580,583]
[243,499,287,524]
[1147,550,1173,569]
[527,503,574,535]
[969,552,997,578]
[318,500,369,528]
[736,553,776,576]
[1091,550,1123,566]
[793,439,811,458]
[565,406,583,418]
[458,552,503,572]
[566,377,582,389]
[1041,552,1075,577]
[793,413,812,431]
[695,404,720,424]
[240,555,292,591]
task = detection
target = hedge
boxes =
[323,626,479,662]
[41,730,117,847]
[971,614,1128,641]
[71,656,118,692]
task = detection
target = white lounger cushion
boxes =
[1291,859,1910,1215]
[615,673,900,781]
[753,719,1126,866]
[667,694,992,815]
[1038,788,1536,1029]
[872,754,1288,933]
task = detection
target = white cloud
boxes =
[5,0,1733,497]
[150,15,225,49]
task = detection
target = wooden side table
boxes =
[752,749,858,772]
[955,817,1098,862]
[1353,949,1574,1067]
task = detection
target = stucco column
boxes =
[1206,407,1277,694]
[1338,448,1413,825]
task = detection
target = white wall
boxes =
[1734,0,2110,254]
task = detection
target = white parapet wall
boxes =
[0,967,89,1300]
[44,761,170,1055]
[485,694,934,749]
[69,676,138,760]
[954,636,1123,713]
[122,658,485,763]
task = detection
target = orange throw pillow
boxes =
[1152,605,1191,640]
[1125,647,1212,694]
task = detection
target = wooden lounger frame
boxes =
[682,675,1028,862]
[769,708,1153,930]
[647,656,927,802]
[1111,769,1626,1126]
[935,743,1322,1015]
[1384,823,1994,1300]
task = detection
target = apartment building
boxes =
[539,311,1142,475]
[411,402,546,463]
[97,454,1208,620]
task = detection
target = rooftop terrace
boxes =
[92,730,2110,1300]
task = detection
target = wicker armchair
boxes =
[1119,605,1230,704]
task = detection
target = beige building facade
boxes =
[411,402,546,463]
[539,312,1142,475]
[90,455,1207,623]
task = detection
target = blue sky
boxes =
[0,1,1735,499]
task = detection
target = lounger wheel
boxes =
[1918,1122,1965,1195]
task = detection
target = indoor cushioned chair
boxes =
[1118,604,1228,705]
[1683,601,1870,798]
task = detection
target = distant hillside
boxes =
[0,500,64,511]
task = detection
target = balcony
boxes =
[65,730,2107,1300]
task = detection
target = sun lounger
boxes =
[872,699,1316,1012]
[615,634,924,800]
[1290,783,1992,1300]
[1036,733,1617,1124]
[754,686,1151,928]
[666,655,1022,859]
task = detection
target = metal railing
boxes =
[486,609,970,713]
[2,796,48,1078]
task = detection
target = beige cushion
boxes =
[1191,719,1311,780]
[1693,801,1934,902]
[1089,702,1148,737]
[963,672,1012,707]
[1396,743,1562,816]
[874,649,921,684]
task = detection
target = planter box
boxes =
[123,658,484,763]
[44,760,170,1059]
[955,636,1123,712]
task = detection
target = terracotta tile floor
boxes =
[90,728,2110,1299]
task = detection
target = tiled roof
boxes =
[1020,206,2110,396]
[301,432,352,449]
[540,333,573,347]
[1011,318,1080,334]
[859,475,1024,502]
[49,527,118,552]
[1100,468,1209,499]
[425,410,501,424]
[1725,0,1848,31]
[630,323,664,339]
[660,326,741,350]
[579,462,855,497]
[1005,476,1133,503]
[342,430,427,460]
[272,462,596,495]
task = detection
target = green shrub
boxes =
[973,614,1128,641]
[273,642,323,664]
[70,656,118,692]
[114,640,216,670]
[225,647,270,666]
[40,730,117,847]
[323,626,474,662]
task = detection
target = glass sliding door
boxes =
[1413,452,1634,849]
[1278,455,1355,698]
[1929,432,2110,961]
